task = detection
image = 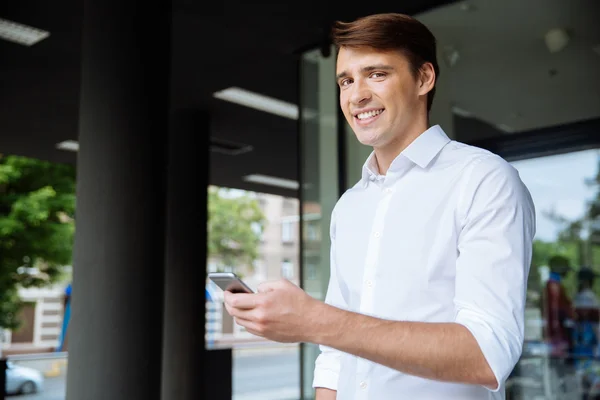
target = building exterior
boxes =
[253,193,300,286]
[206,191,301,344]
[1,283,69,356]
[206,190,300,288]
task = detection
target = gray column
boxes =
[161,110,225,399]
[66,0,172,398]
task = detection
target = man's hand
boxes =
[223,279,320,343]
[224,280,497,388]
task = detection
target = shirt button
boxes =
[360,381,368,389]
[384,188,393,194]
[366,280,373,288]
[374,231,381,238]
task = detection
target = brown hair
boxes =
[332,13,439,112]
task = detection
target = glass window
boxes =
[300,1,599,398]
[305,222,320,242]
[251,221,264,241]
[508,149,600,399]
[282,258,294,279]
[282,221,294,243]
[205,186,301,399]
[307,2,599,399]
[299,44,339,399]
[0,154,74,400]
[416,2,600,396]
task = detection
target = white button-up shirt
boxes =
[312,125,536,400]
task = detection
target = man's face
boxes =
[336,47,423,149]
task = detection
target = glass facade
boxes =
[508,149,600,399]
[299,2,600,399]
[299,46,339,399]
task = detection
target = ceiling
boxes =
[422,0,600,139]
[1,0,599,198]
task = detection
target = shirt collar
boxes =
[362,152,381,181]
[361,125,451,182]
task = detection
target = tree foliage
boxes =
[531,239,580,299]
[535,153,600,299]
[0,155,76,329]
[207,186,265,275]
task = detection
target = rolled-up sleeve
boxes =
[453,156,536,391]
[312,209,347,391]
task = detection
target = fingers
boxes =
[235,318,262,337]
[226,305,253,320]
[224,296,263,322]
[223,291,258,309]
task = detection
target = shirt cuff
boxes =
[312,368,339,391]
[455,307,521,392]
[312,353,340,391]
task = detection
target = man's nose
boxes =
[349,81,372,105]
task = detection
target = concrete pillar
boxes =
[161,110,230,399]
[66,0,172,398]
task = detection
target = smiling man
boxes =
[223,13,535,400]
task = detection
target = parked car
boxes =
[5,361,44,395]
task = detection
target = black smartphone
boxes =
[208,272,254,294]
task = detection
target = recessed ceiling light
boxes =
[56,140,79,152]
[213,87,299,120]
[545,28,570,53]
[0,18,50,46]
[243,174,299,190]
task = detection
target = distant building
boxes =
[205,191,302,343]
[1,282,69,355]
[207,191,300,289]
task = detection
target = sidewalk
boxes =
[234,387,299,400]
[234,343,299,357]
[210,333,300,356]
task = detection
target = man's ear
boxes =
[418,62,436,96]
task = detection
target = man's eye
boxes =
[371,72,386,78]
[340,79,352,86]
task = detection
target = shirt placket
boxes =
[355,180,395,399]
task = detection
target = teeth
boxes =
[357,109,383,120]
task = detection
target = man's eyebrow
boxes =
[336,64,395,80]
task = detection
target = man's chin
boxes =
[355,132,381,147]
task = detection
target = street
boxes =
[10,348,300,400]
[9,375,64,400]
[233,348,300,400]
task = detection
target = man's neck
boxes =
[374,120,429,175]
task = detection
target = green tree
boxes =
[539,153,600,298]
[207,186,265,275]
[531,240,580,297]
[0,155,76,330]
